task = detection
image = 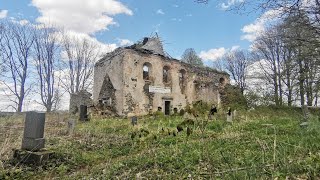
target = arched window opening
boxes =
[179,69,186,94]
[179,69,186,84]
[143,62,152,80]
[219,77,226,85]
[163,66,170,83]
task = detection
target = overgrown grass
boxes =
[1,108,320,179]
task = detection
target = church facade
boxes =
[93,37,229,116]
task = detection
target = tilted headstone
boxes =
[131,116,138,126]
[79,105,88,121]
[300,121,309,128]
[67,119,76,135]
[21,112,46,151]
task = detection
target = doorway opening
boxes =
[164,101,171,115]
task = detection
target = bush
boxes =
[220,84,247,110]
[245,89,275,108]
[192,100,211,115]
[153,111,164,118]
[179,109,185,116]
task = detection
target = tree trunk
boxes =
[286,66,292,106]
[273,59,279,106]
[17,96,23,112]
[298,59,305,106]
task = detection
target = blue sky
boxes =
[0,0,272,111]
[0,0,262,64]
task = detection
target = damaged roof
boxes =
[127,36,166,57]
[96,35,229,76]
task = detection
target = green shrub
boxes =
[220,84,247,110]
[179,109,185,116]
[153,110,164,119]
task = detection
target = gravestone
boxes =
[21,112,46,151]
[226,114,232,122]
[208,105,217,120]
[14,111,52,165]
[67,119,76,135]
[233,110,237,120]
[300,121,309,128]
[226,107,232,122]
[131,116,138,126]
[173,108,178,115]
[79,105,89,121]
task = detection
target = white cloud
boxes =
[156,9,165,15]
[118,38,133,46]
[18,19,29,26]
[31,0,133,34]
[172,4,179,8]
[171,18,182,22]
[241,23,264,41]
[221,0,244,10]
[199,47,227,61]
[241,8,283,42]
[1,1,133,112]
[199,45,241,61]
[186,14,193,17]
[60,31,117,59]
[0,10,8,19]
[231,45,240,51]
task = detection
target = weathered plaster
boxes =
[93,38,229,116]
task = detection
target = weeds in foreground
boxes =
[0,108,320,179]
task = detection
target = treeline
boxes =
[0,20,101,112]
[210,1,320,107]
[251,11,320,107]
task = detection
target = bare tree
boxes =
[282,12,320,106]
[212,57,224,71]
[0,21,4,74]
[61,35,101,94]
[280,43,297,106]
[253,26,284,106]
[51,87,64,111]
[33,25,61,112]
[251,11,320,106]
[181,48,203,67]
[0,21,34,112]
[198,0,320,34]
[223,50,251,94]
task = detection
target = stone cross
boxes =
[21,112,46,151]
[79,105,88,121]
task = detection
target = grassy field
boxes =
[1,107,320,179]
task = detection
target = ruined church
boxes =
[93,36,229,116]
